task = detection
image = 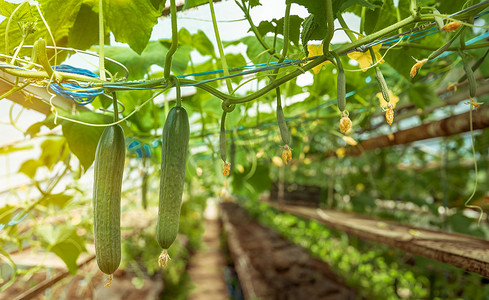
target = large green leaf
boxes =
[103,0,160,54]
[36,224,86,274]
[179,28,215,57]
[102,41,167,80]
[61,111,111,171]
[0,1,37,54]
[228,36,284,64]
[68,2,103,50]
[38,0,82,41]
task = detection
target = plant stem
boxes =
[98,0,106,81]
[335,15,417,54]
[112,92,119,122]
[0,80,31,101]
[173,76,182,107]
[398,41,489,51]
[180,55,328,104]
[337,13,357,42]
[322,0,335,54]
[235,0,282,61]
[1,67,105,82]
[209,0,233,94]
[164,0,178,79]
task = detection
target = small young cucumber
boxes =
[157,106,190,253]
[93,124,125,275]
[276,88,291,145]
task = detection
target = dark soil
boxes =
[221,202,358,300]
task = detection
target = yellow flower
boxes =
[222,161,231,176]
[281,144,292,165]
[376,90,399,109]
[307,44,330,74]
[442,21,462,31]
[385,104,394,126]
[336,147,346,158]
[347,43,384,71]
[342,136,358,146]
[272,156,283,167]
[410,58,428,78]
[339,111,352,134]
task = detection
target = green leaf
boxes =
[340,0,376,11]
[170,44,192,75]
[0,0,21,16]
[68,3,103,50]
[407,83,442,109]
[120,90,156,133]
[256,15,304,46]
[103,41,167,80]
[18,159,43,179]
[188,30,215,57]
[150,0,166,11]
[36,224,86,274]
[230,36,284,64]
[232,162,272,200]
[39,193,73,209]
[0,1,37,54]
[61,112,111,171]
[39,137,69,170]
[218,53,247,84]
[38,0,82,41]
[0,205,18,225]
[103,0,160,54]
[183,0,208,10]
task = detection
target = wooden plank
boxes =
[327,105,489,158]
[1,69,86,114]
[267,201,489,278]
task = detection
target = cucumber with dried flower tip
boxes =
[157,105,189,265]
[93,124,125,275]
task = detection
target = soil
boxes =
[221,202,359,300]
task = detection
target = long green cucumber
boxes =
[157,105,190,265]
[93,124,125,276]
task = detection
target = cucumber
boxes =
[93,124,125,276]
[157,105,190,266]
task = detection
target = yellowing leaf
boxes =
[347,43,384,71]
[307,44,330,74]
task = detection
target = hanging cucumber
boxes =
[93,124,125,280]
[220,111,231,176]
[157,77,189,267]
